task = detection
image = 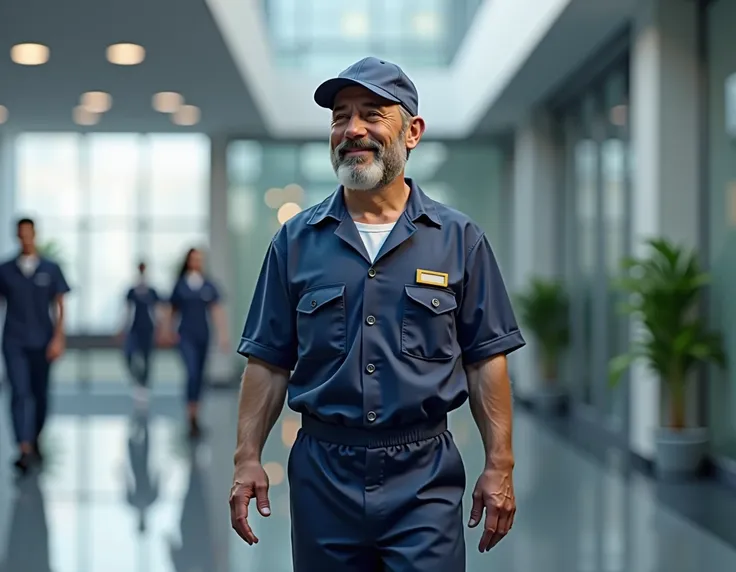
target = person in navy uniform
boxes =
[229,57,526,571]
[119,261,160,404]
[0,218,70,474]
[163,248,229,437]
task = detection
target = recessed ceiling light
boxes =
[152,91,183,113]
[106,43,145,66]
[73,105,100,126]
[11,43,50,66]
[171,104,200,126]
[277,202,302,225]
[0,105,8,124]
[80,91,112,113]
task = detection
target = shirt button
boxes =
[366,315,376,326]
[365,363,376,374]
[366,411,377,423]
[367,268,376,278]
[431,298,440,308]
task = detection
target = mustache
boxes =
[335,138,381,158]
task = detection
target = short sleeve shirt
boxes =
[239,180,525,428]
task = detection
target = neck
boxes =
[21,247,36,257]
[344,174,409,224]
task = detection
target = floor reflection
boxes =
[1,387,736,572]
[126,411,159,535]
[169,445,216,572]
[1,472,51,572]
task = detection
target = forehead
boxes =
[333,86,397,111]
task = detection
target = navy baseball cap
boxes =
[314,57,419,117]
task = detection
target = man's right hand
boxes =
[229,461,271,545]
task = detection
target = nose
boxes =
[344,114,368,140]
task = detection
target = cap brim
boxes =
[314,77,401,110]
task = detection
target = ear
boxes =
[405,116,426,152]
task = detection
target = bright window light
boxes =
[411,13,440,38]
[340,12,369,38]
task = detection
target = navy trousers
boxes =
[178,337,208,403]
[2,341,51,445]
[288,417,466,572]
[124,332,153,387]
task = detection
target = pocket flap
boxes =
[297,284,345,314]
[405,285,457,315]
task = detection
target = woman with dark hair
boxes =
[119,261,160,405]
[163,248,229,437]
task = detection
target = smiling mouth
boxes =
[344,149,374,155]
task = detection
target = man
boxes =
[230,57,525,571]
[0,218,70,474]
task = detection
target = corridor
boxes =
[1,379,736,572]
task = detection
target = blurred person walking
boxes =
[0,218,70,474]
[229,57,525,571]
[118,261,160,406]
[162,248,229,438]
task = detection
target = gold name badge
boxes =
[415,269,449,288]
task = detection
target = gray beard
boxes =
[330,132,407,191]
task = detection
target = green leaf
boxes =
[607,237,726,395]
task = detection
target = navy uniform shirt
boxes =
[126,285,160,335]
[0,256,71,349]
[170,277,221,344]
[239,180,526,428]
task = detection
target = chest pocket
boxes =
[34,272,52,288]
[402,285,458,361]
[296,284,346,360]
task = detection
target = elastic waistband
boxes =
[301,415,448,448]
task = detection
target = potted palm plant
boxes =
[515,277,570,415]
[609,238,726,479]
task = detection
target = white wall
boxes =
[207,135,237,384]
[510,112,560,396]
[629,0,699,458]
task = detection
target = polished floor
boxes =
[2,382,736,572]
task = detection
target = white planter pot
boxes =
[655,427,709,480]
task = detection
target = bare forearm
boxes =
[234,359,288,465]
[466,355,514,470]
[211,303,229,340]
[53,298,65,337]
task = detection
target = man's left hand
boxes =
[468,466,516,552]
[46,334,66,362]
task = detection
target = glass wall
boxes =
[13,133,210,390]
[226,140,507,326]
[558,58,631,436]
[262,0,483,73]
[707,0,736,461]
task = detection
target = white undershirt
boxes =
[18,254,39,277]
[186,271,204,290]
[354,221,396,263]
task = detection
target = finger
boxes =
[254,480,271,517]
[230,490,259,545]
[468,490,484,528]
[479,502,500,552]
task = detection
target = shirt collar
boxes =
[307,178,442,228]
